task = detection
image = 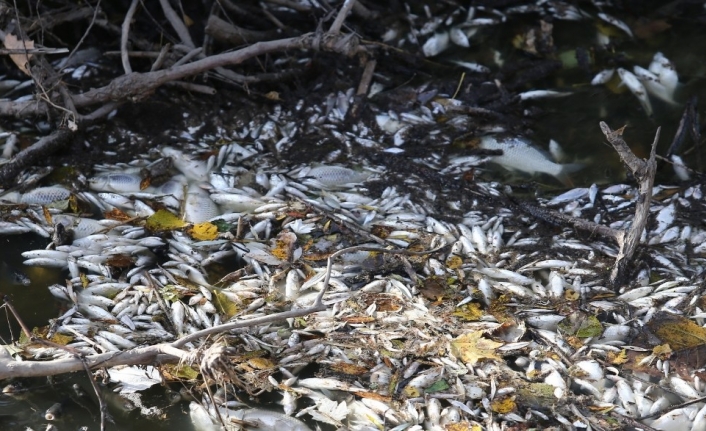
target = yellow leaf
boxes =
[490,396,516,413]
[246,357,276,370]
[186,222,218,240]
[42,206,52,224]
[145,209,187,232]
[161,363,200,380]
[653,344,672,359]
[446,255,463,269]
[213,290,240,319]
[445,423,477,431]
[452,303,483,321]
[403,385,422,397]
[3,34,34,75]
[450,331,503,365]
[607,349,628,365]
[649,312,706,350]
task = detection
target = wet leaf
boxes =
[4,34,34,75]
[451,331,503,364]
[649,312,706,350]
[608,349,628,365]
[329,362,369,376]
[446,255,463,269]
[159,285,181,302]
[490,396,516,413]
[212,290,239,319]
[445,423,478,431]
[245,357,276,370]
[653,344,673,359]
[104,208,132,222]
[575,315,603,337]
[186,222,218,240]
[80,273,90,288]
[403,385,422,397]
[42,206,52,224]
[140,177,151,190]
[425,379,449,393]
[50,333,73,345]
[161,363,200,381]
[145,209,187,232]
[452,303,483,321]
[271,231,297,261]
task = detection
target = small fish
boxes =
[88,173,143,193]
[45,402,63,420]
[478,135,583,185]
[0,261,31,286]
[617,68,652,116]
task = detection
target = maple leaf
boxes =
[450,331,503,364]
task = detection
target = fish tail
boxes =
[556,163,585,187]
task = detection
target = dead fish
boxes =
[44,402,63,420]
[478,135,584,185]
[88,173,143,193]
[0,261,30,286]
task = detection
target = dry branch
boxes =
[600,122,659,287]
[205,15,284,45]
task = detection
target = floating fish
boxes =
[617,68,652,116]
[0,261,30,286]
[478,135,583,185]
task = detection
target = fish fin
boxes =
[556,163,585,187]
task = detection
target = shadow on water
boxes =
[0,234,63,343]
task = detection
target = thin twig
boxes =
[121,0,139,74]
[329,0,357,33]
[150,44,171,71]
[159,0,195,48]
[60,0,102,74]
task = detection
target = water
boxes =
[453,13,706,187]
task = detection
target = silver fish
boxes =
[478,135,583,185]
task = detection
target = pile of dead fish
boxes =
[0,3,700,427]
[0,100,704,431]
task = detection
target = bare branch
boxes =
[121,0,139,74]
[600,122,659,287]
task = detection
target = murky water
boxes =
[454,14,706,187]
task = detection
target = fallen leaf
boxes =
[452,303,484,321]
[607,349,628,365]
[451,331,503,365]
[145,209,187,232]
[649,312,706,350]
[490,396,516,413]
[4,34,34,75]
[186,222,218,240]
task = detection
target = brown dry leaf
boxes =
[4,34,34,75]
[450,331,503,365]
[42,206,52,224]
[329,362,369,376]
[104,208,132,222]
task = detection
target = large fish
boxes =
[478,135,584,186]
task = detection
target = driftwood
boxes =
[0,1,367,188]
[516,122,659,289]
